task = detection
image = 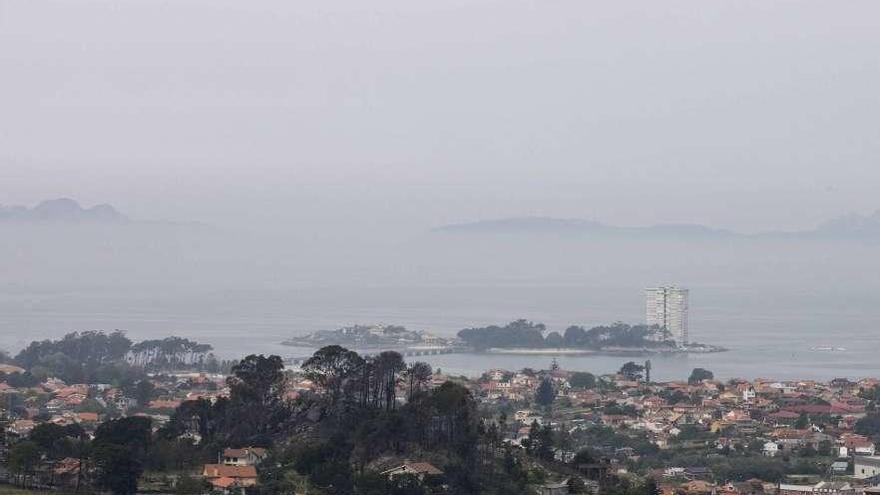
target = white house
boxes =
[855,444,877,456]
[854,456,880,479]
[763,441,780,457]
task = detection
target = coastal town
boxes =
[5,331,880,495]
[5,1,878,493]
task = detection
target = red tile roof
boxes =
[203,464,257,479]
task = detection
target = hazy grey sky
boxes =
[2,0,879,234]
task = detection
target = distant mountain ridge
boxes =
[0,198,128,223]
[434,217,735,239]
[813,210,880,238]
[435,211,880,240]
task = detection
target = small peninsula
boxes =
[282,324,451,349]
[456,319,725,354]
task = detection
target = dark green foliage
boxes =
[602,402,638,416]
[564,323,672,349]
[28,422,84,459]
[145,437,205,472]
[302,345,365,406]
[174,474,210,494]
[457,319,546,350]
[795,412,810,430]
[856,412,880,439]
[225,354,290,444]
[292,441,355,492]
[659,388,690,405]
[458,320,673,350]
[569,371,596,389]
[163,397,225,443]
[545,331,564,347]
[76,398,107,414]
[0,371,40,388]
[644,478,662,495]
[15,330,135,383]
[568,476,587,494]
[90,416,153,494]
[524,421,555,461]
[387,473,426,495]
[92,442,143,495]
[13,332,221,383]
[860,385,880,402]
[256,345,490,494]
[711,457,787,482]
[7,440,40,480]
[406,361,433,401]
[619,361,645,381]
[572,425,659,457]
[572,448,595,465]
[799,444,817,457]
[688,368,714,384]
[535,377,556,406]
[94,416,152,454]
[121,378,156,406]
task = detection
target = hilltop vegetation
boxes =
[10,331,231,384]
[160,348,533,494]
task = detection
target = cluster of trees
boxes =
[6,354,287,494]
[9,331,227,384]
[619,362,647,381]
[535,378,556,407]
[0,370,41,388]
[160,346,537,494]
[522,421,555,461]
[561,323,672,349]
[856,412,880,440]
[569,371,597,389]
[457,320,673,350]
[7,341,748,494]
[163,354,293,448]
[14,331,136,383]
[688,368,714,384]
[6,417,154,494]
[127,337,220,372]
[301,346,433,411]
[457,320,547,350]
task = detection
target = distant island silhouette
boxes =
[434,210,880,240]
[0,198,128,223]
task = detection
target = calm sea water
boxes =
[2,283,878,382]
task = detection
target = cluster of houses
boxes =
[469,366,880,495]
[1,370,230,442]
[1,364,450,494]
[198,447,445,494]
[11,356,880,495]
[200,447,266,493]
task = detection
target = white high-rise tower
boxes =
[645,286,689,345]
